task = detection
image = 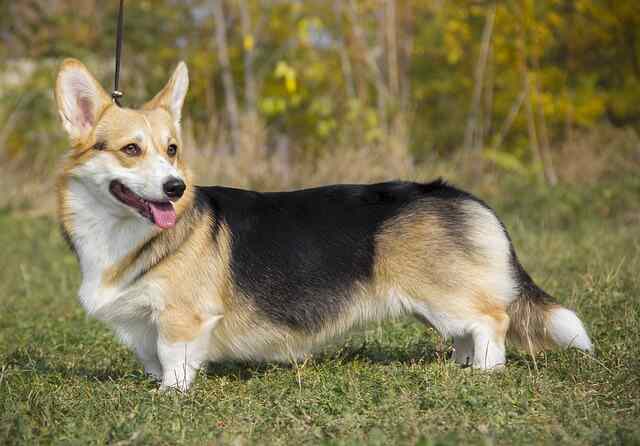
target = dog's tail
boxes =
[506,257,593,354]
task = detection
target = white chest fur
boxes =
[65,178,163,318]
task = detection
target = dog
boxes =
[55,59,593,391]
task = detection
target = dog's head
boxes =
[55,59,191,229]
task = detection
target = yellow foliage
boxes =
[275,61,297,94]
[260,97,287,116]
[243,34,254,52]
[483,148,528,175]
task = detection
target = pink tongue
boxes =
[149,202,176,229]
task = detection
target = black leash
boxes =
[112,0,125,106]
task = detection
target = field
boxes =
[1,174,639,445]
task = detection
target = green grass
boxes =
[1,176,639,445]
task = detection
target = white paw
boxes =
[452,335,474,367]
[159,378,191,393]
[472,352,506,370]
[453,349,473,367]
[144,366,163,382]
[159,367,196,392]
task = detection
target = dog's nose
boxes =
[163,177,186,200]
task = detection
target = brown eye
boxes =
[121,143,141,157]
[167,143,178,157]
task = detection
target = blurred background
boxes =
[1,0,639,211]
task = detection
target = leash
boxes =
[112,0,125,106]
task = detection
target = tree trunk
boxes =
[334,0,357,100]
[492,88,526,151]
[213,0,241,154]
[385,0,399,99]
[515,0,555,185]
[238,0,257,117]
[531,49,558,185]
[463,3,496,152]
[523,75,545,184]
[347,0,389,136]
[531,76,558,185]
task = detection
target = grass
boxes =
[1,174,639,445]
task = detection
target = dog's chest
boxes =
[78,275,163,324]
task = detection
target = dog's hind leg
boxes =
[468,313,509,369]
[412,295,510,370]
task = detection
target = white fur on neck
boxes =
[66,176,157,316]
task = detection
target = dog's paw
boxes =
[159,374,192,393]
[159,382,189,393]
[143,363,163,382]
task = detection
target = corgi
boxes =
[55,59,593,391]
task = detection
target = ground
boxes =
[1,175,638,445]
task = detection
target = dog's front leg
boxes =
[157,316,221,392]
[115,321,163,381]
[137,332,163,381]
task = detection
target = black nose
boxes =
[163,177,186,199]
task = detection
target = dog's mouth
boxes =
[109,180,176,229]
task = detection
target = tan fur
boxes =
[206,272,378,362]
[374,207,490,310]
[101,184,196,287]
[142,70,183,113]
[507,299,559,353]
[473,293,510,325]
[56,175,74,238]
[151,215,232,343]
[374,210,464,296]
[91,107,184,167]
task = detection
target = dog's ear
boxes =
[143,62,189,127]
[55,59,111,143]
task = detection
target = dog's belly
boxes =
[206,287,414,363]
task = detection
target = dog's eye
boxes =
[121,143,142,157]
[167,144,178,157]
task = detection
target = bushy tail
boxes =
[507,260,593,353]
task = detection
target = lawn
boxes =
[1,175,638,445]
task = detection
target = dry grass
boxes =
[182,114,414,191]
[1,116,638,216]
[554,126,640,185]
[0,156,58,216]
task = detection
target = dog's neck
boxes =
[60,176,200,316]
[63,177,154,274]
[59,177,155,310]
